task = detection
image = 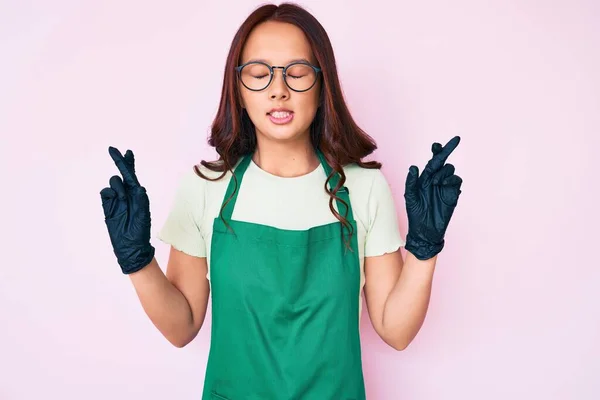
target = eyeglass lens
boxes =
[239,63,317,91]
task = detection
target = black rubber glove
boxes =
[100,147,155,274]
[404,136,463,260]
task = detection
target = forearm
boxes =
[382,251,437,350]
[128,258,195,347]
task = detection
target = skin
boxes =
[128,20,436,352]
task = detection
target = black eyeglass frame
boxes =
[235,61,322,93]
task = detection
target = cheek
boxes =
[240,92,261,114]
[244,98,264,120]
[240,93,269,128]
[299,92,320,118]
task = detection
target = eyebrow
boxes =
[244,57,312,65]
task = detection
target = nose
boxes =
[268,67,289,99]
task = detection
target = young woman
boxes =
[100,3,463,399]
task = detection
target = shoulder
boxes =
[187,161,239,210]
[342,163,390,196]
[168,168,206,208]
[171,161,230,197]
[192,162,230,180]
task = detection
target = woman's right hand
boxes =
[100,146,155,274]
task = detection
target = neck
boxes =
[252,135,319,178]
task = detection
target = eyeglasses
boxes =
[235,61,322,92]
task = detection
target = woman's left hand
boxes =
[403,135,463,260]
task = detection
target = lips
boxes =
[269,110,293,118]
[267,107,293,115]
[267,110,294,125]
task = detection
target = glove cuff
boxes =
[404,233,444,261]
[119,245,156,275]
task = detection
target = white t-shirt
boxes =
[156,157,405,316]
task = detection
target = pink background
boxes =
[1,1,598,399]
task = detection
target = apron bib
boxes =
[202,149,365,400]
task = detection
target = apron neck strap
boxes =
[221,153,252,221]
[221,148,354,222]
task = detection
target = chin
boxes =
[258,125,308,143]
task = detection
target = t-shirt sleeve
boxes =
[364,169,406,257]
[156,169,207,258]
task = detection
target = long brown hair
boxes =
[194,2,381,249]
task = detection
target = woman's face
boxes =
[238,21,321,144]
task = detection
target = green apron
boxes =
[202,149,365,400]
